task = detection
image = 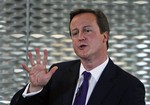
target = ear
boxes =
[103,31,109,43]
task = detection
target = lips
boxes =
[79,44,87,49]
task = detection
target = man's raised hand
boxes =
[22,48,58,92]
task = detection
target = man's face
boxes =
[70,13,108,60]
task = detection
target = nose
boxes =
[78,33,86,41]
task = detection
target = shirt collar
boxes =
[80,57,109,82]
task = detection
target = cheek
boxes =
[72,40,77,48]
[71,39,75,44]
[91,37,102,47]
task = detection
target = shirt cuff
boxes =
[22,83,43,98]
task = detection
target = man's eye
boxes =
[84,29,91,33]
[71,31,78,36]
[86,29,90,32]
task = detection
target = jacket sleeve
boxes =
[10,83,50,105]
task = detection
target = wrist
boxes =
[28,84,43,93]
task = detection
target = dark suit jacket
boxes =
[10,58,145,105]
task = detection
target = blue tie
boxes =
[73,71,91,105]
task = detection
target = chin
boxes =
[76,50,89,58]
[78,54,89,59]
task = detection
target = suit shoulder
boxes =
[54,59,80,66]
[115,64,143,85]
[50,59,80,71]
[107,59,140,83]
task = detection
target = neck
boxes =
[81,55,108,71]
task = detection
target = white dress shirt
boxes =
[72,57,109,105]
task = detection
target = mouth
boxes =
[79,44,87,49]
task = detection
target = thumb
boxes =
[47,66,58,78]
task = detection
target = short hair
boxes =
[69,8,110,49]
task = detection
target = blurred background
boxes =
[0,0,150,105]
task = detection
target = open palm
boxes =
[22,48,58,92]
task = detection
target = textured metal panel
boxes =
[0,0,150,105]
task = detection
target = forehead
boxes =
[70,13,97,28]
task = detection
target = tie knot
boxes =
[82,71,91,81]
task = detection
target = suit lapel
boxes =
[87,59,117,105]
[62,60,81,105]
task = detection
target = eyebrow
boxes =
[71,25,92,31]
[83,25,92,29]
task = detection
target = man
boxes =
[10,8,145,105]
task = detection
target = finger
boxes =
[35,48,41,64]
[42,49,48,66]
[22,63,31,73]
[47,66,58,78]
[28,52,35,66]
